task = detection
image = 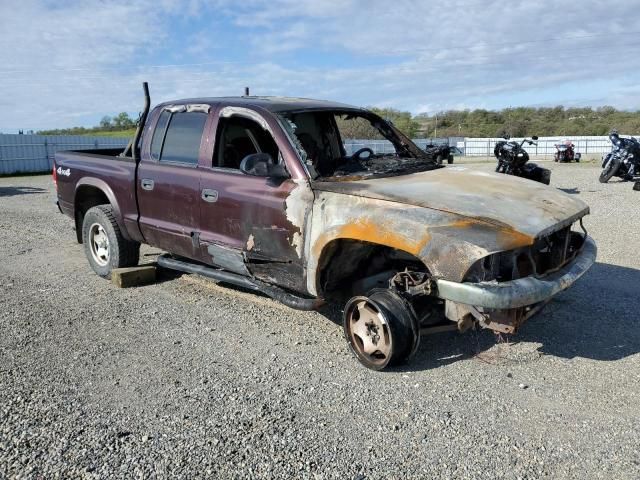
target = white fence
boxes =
[347,136,616,158]
[460,136,615,157]
[0,134,128,175]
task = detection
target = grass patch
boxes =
[81,129,134,138]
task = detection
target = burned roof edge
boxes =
[154,96,362,113]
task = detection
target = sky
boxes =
[1,0,640,132]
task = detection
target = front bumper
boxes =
[435,236,597,309]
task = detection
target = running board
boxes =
[156,255,324,311]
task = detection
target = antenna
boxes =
[244,87,250,96]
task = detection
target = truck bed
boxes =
[54,149,139,241]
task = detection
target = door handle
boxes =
[201,189,219,203]
[141,179,154,191]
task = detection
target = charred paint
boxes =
[447,219,534,251]
[311,218,431,258]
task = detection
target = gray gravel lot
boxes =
[1,162,639,479]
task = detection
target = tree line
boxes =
[37,106,640,139]
[38,112,137,136]
[371,106,640,139]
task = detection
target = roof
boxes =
[157,96,362,113]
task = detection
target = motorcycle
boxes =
[599,130,640,184]
[554,141,581,162]
[424,143,454,164]
[494,135,551,185]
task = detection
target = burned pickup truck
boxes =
[54,84,596,370]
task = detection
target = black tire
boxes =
[435,155,443,165]
[343,289,418,370]
[447,155,454,164]
[540,168,551,185]
[599,158,620,183]
[82,205,140,278]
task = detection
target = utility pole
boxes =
[434,112,438,138]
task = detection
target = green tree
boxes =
[369,107,420,137]
[112,112,135,129]
[99,116,112,129]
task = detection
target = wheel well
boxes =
[74,186,110,243]
[316,239,428,300]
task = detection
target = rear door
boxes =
[137,105,210,259]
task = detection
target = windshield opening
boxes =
[277,109,439,180]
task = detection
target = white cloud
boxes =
[1,0,640,131]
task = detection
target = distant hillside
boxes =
[38,112,136,138]
[412,106,640,138]
[373,106,640,138]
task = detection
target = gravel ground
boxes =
[1,162,639,479]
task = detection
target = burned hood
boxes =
[312,166,589,239]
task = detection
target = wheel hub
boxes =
[365,322,381,345]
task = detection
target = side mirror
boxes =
[532,135,539,140]
[239,153,288,178]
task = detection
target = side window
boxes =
[150,111,208,165]
[213,116,279,169]
[150,111,170,160]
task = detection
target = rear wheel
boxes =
[82,205,140,278]
[343,289,418,370]
[435,155,444,165]
[599,157,620,183]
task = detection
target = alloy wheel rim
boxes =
[89,223,110,266]
[346,298,392,367]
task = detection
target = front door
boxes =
[198,108,307,292]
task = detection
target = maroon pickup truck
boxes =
[54,84,596,370]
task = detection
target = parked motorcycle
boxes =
[599,130,640,183]
[494,135,551,185]
[424,143,454,164]
[554,141,581,162]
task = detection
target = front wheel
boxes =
[599,157,621,183]
[82,205,140,278]
[343,289,418,370]
[447,155,454,164]
[435,155,444,165]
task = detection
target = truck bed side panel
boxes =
[55,150,142,242]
